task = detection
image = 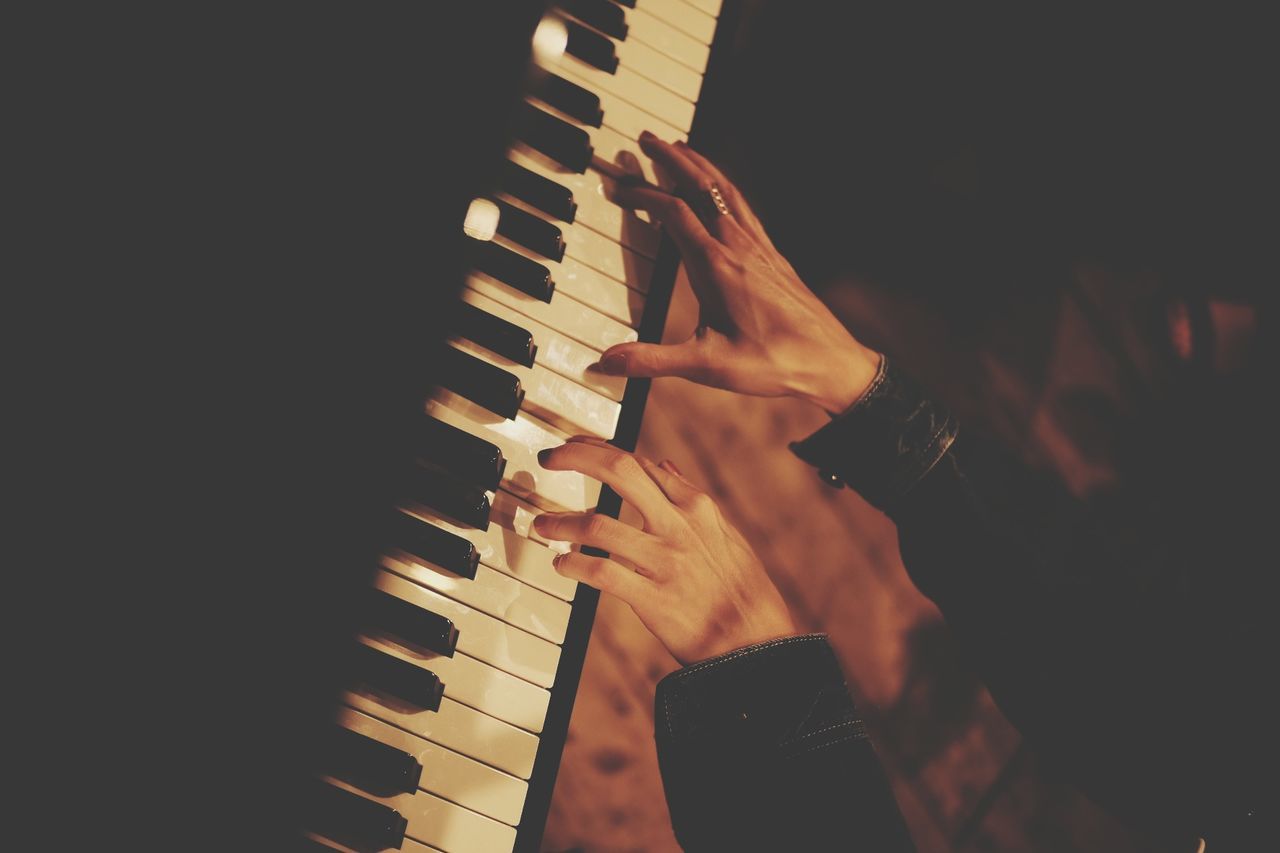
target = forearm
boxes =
[655,635,915,852]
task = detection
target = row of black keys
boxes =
[297,4,634,840]
[297,590,462,847]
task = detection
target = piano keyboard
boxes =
[303,1,725,850]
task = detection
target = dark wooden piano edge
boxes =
[514,2,749,849]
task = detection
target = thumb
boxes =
[596,337,710,379]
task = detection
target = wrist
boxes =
[792,346,882,415]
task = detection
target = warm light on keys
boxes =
[532,15,568,63]
[462,198,500,241]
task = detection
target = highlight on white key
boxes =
[462,197,500,242]
[531,14,568,64]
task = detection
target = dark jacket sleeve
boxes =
[655,634,915,852]
[788,356,1268,849]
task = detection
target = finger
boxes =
[672,140,774,248]
[637,456,703,508]
[533,511,663,566]
[639,133,755,250]
[538,441,677,531]
[596,337,711,381]
[611,184,720,265]
[553,551,654,602]
[560,437,703,509]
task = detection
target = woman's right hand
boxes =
[601,132,881,414]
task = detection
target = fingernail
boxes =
[551,552,564,569]
[661,459,684,476]
[533,513,550,533]
[597,352,628,375]
[639,130,657,145]
[537,447,554,465]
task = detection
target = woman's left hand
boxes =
[533,436,798,666]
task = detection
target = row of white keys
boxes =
[357,635,549,734]
[382,547,571,644]
[324,775,515,853]
[540,51,694,132]
[336,707,529,827]
[399,479,580,600]
[613,28,703,103]
[373,569,563,688]
[641,0,717,45]
[425,393,600,514]
[446,337,619,439]
[500,191,655,292]
[466,267,635,353]
[345,681,540,780]
[675,0,722,22]
[628,5,711,73]
[511,147,661,265]
[460,288,626,403]
[552,62,685,146]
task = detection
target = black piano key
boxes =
[303,780,407,852]
[516,102,594,173]
[529,72,603,128]
[467,236,555,302]
[437,345,525,420]
[565,18,619,73]
[386,509,479,580]
[559,0,628,41]
[324,725,424,796]
[493,198,566,262]
[452,300,537,369]
[353,642,445,711]
[414,414,506,492]
[404,463,492,531]
[501,159,578,223]
[364,587,459,657]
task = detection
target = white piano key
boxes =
[447,339,619,439]
[543,52,695,132]
[630,6,712,73]
[337,707,530,827]
[373,570,564,687]
[616,33,704,103]
[466,267,636,353]
[461,288,627,402]
[425,394,599,515]
[344,688,540,780]
[383,549,571,644]
[500,193,655,297]
[359,635,550,734]
[543,66,686,146]
[642,0,717,45]
[681,0,723,20]
[398,475,581,600]
[510,148,662,262]
[324,776,516,853]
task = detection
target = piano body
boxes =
[288,2,737,850]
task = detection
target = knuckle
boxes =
[580,558,605,583]
[688,492,717,516]
[583,513,613,540]
[606,454,644,482]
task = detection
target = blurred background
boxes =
[543,2,1271,850]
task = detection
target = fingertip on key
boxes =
[597,352,628,375]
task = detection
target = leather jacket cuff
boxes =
[789,357,958,512]
[655,634,866,757]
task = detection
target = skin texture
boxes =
[533,437,797,666]
[537,137,884,663]
[599,132,881,415]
